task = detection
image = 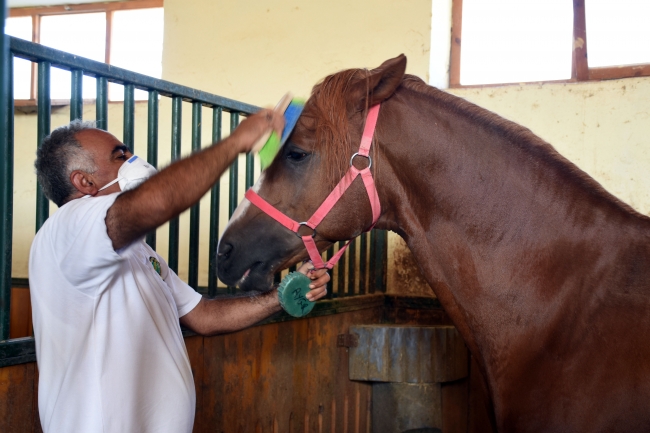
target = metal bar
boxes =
[70,69,83,121]
[123,83,135,152]
[337,241,346,297]
[188,102,202,290]
[168,96,182,273]
[9,37,259,114]
[227,112,239,294]
[373,230,388,293]
[36,61,51,232]
[228,112,239,217]
[369,231,376,294]
[0,338,36,368]
[359,233,367,295]
[0,48,14,341]
[208,106,222,297]
[326,246,334,298]
[96,76,108,130]
[145,90,159,249]
[245,153,254,189]
[347,237,356,296]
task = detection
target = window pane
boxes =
[109,8,164,101]
[460,0,573,85]
[5,16,31,40]
[40,13,106,100]
[586,0,650,67]
[5,17,33,99]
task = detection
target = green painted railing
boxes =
[0,35,388,366]
[0,0,11,348]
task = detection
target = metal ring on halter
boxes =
[295,222,317,238]
[350,152,372,169]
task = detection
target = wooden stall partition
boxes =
[9,286,32,339]
[0,295,498,433]
[193,299,384,433]
[0,362,36,433]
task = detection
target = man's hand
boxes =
[230,108,285,153]
[298,261,330,301]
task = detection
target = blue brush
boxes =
[253,93,305,169]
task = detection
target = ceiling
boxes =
[8,0,122,7]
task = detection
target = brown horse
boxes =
[217,55,650,432]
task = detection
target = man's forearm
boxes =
[106,108,283,250]
[181,290,282,336]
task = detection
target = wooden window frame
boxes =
[8,0,163,104]
[449,0,650,88]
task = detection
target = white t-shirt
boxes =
[29,193,202,433]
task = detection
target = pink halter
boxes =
[245,104,382,270]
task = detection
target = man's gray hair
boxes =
[34,119,98,207]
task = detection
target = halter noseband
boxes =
[245,104,382,270]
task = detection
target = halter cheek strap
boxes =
[245,104,382,270]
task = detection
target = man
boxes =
[29,109,329,433]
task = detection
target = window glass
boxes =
[5,17,32,99]
[586,0,650,67]
[460,0,573,85]
[40,13,106,99]
[109,8,164,100]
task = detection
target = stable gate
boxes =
[0,34,388,366]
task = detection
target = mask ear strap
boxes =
[98,176,121,192]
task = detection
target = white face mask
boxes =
[98,155,158,192]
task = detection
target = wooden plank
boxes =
[288,318,310,433]
[449,0,463,87]
[196,334,225,432]
[185,336,203,433]
[10,287,32,339]
[9,0,163,17]
[571,0,589,80]
[589,64,650,80]
[33,365,42,433]
[0,363,35,433]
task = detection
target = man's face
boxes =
[75,129,133,196]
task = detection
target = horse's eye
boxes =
[287,150,308,161]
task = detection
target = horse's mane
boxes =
[308,68,646,219]
[308,68,364,188]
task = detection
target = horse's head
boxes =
[217,55,407,291]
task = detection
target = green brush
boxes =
[277,271,315,317]
[252,93,305,169]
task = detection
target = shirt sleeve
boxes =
[154,252,202,317]
[51,194,124,292]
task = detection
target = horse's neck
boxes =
[376,88,649,370]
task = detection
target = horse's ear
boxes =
[348,54,407,111]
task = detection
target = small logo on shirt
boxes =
[149,257,162,276]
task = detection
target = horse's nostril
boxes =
[218,242,233,258]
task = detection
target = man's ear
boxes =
[347,54,407,112]
[70,170,98,196]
